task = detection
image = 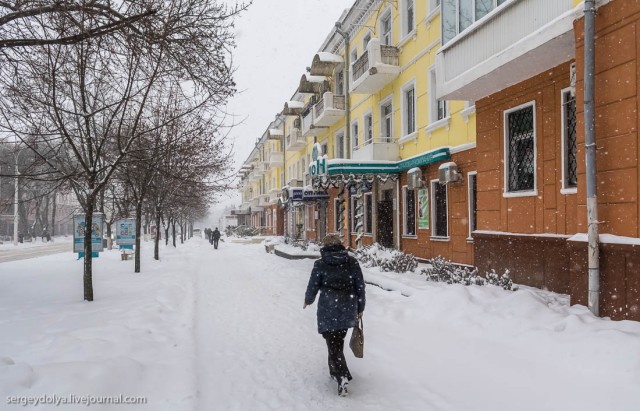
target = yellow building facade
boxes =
[239,0,478,265]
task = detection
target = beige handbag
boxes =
[349,317,364,358]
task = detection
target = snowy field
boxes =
[1,237,639,411]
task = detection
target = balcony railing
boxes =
[350,38,400,94]
[301,109,325,137]
[351,136,399,162]
[286,127,306,151]
[254,162,270,175]
[436,0,575,101]
[313,92,345,127]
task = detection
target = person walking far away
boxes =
[212,227,221,249]
[304,234,366,397]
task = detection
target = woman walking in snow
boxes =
[304,234,366,397]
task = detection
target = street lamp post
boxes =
[13,151,19,245]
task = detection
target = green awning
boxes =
[326,147,450,175]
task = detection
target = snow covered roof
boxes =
[283,101,305,116]
[298,74,328,94]
[310,53,343,76]
[268,128,283,136]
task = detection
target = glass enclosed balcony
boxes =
[313,92,345,127]
[436,0,575,101]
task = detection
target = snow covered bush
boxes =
[353,243,418,273]
[421,256,514,290]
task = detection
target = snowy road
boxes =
[0,242,70,264]
[1,237,639,411]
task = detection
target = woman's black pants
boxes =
[322,329,352,382]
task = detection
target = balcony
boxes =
[435,0,575,101]
[301,109,325,138]
[313,92,345,127]
[250,198,260,208]
[286,127,306,151]
[268,151,284,167]
[269,188,281,204]
[259,194,271,207]
[249,172,262,182]
[350,38,400,94]
[287,179,303,188]
[254,162,270,175]
[352,136,400,162]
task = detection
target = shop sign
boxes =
[308,143,327,176]
[418,188,429,229]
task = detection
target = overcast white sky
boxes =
[208,0,354,222]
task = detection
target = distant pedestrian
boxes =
[212,227,221,249]
[304,234,366,397]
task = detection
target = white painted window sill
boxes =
[402,235,418,239]
[503,189,539,198]
[425,117,451,136]
[560,187,577,195]
[466,237,474,243]
[425,6,441,28]
[460,105,476,123]
[398,131,418,145]
[398,29,417,48]
[430,236,450,242]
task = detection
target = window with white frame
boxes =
[381,99,393,142]
[403,186,416,236]
[321,141,328,156]
[429,67,448,122]
[364,193,373,235]
[334,198,342,232]
[402,82,416,136]
[336,68,345,96]
[364,113,373,144]
[363,32,371,49]
[431,180,448,237]
[350,48,358,84]
[505,103,536,193]
[402,0,415,37]
[562,89,577,191]
[301,158,305,179]
[442,0,509,44]
[381,11,392,45]
[351,121,359,150]
[467,172,477,239]
[335,131,345,158]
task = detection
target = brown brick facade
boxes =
[473,0,640,320]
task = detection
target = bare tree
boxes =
[0,0,248,301]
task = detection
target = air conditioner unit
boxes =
[407,167,424,189]
[438,162,463,184]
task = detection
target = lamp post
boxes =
[13,146,21,246]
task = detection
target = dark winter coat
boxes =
[212,229,221,240]
[305,245,366,334]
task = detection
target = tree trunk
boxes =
[154,212,161,260]
[51,192,57,236]
[134,200,143,273]
[172,220,176,247]
[83,198,95,301]
[180,219,184,244]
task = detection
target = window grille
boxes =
[563,92,577,188]
[507,105,535,192]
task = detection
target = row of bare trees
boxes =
[0,0,248,300]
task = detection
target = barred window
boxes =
[506,104,535,193]
[403,187,416,236]
[431,180,448,237]
[562,90,577,189]
[364,193,373,234]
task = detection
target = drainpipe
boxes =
[584,0,599,316]
[335,21,352,247]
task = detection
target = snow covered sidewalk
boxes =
[1,238,639,410]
